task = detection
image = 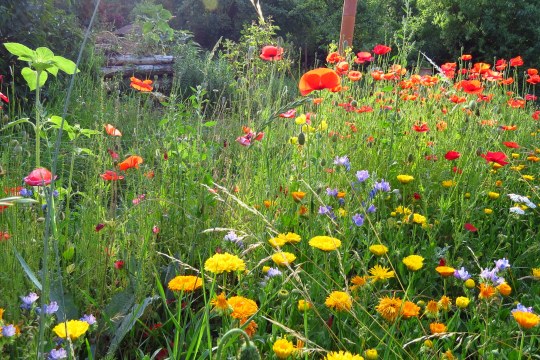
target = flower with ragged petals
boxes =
[273,338,294,359]
[204,253,246,274]
[309,236,341,251]
[52,320,90,340]
[168,275,203,292]
[325,291,352,312]
[402,255,424,271]
[369,265,395,282]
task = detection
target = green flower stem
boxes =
[35,69,42,168]
[215,328,251,359]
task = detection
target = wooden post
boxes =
[339,0,358,54]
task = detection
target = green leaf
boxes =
[21,67,48,90]
[203,121,217,127]
[1,118,35,131]
[382,85,394,92]
[4,42,35,61]
[35,47,55,62]
[46,66,59,77]
[79,129,101,137]
[52,56,79,74]
[62,245,75,261]
[13,248,42,291]
[76,147,97,157]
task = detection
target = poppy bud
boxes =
[298,132,306,145]
[238,341,261,360]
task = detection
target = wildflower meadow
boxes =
[1,1,540,359]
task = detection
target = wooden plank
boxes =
[106,55,175,66]
[101,64,174,77]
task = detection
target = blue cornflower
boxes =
[355,170,370,183]
[49,348,67,360]
[20,292,39,310]
[266,268,282,278]
[352,214,364,226]
[80,314,97,325]
[366,204,376,213]
[373,179,391,192]
[480,268,502,284]
[223,230,243,248]
[20,188,33,197]
[494,258,510,271]
[326,188,338,197]
[333,156,351,171]
[453,267,471,280]
[2,324,16,337]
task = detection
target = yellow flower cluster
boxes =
[309,236,342,251]
[269,232,301,247]
[167,275,203,292]
[325,291,352,312]
[402,255,424,271]
[272,251,296,266]
[204,253,246,274]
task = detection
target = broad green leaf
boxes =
[203,121,217,127]
[11,198,39,204]
[0,196,23,202]
[142,22,153,34]
[35,47,55,62]
[21,67,48,90]
[46,66,59,77]
[13,248,42,291]
[4,42,35,61]
[382,85,394,92]
[52,56,79,74]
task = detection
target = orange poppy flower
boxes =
[335,61,349,75]
[130,77,153,92]
[495,59,507,71]
[313,97,324,104]
[347,71,362,82]
[371,70,384,81]
[118,155,144,171]
[326,52,344,64]
[472,62,491,74]
[507,99,525,109]
[298,68,341,96]
[101,170,124,181]
[499,77,514,85]
[104,124,122,137]
[461,54,472,61]
[449,95,466,103]
[527,74,540,85]
[412,123,429,132]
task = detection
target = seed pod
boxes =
[238,341,261,360]
[298,132,305,145]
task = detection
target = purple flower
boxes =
[480,268,502,284]
[333,156,351,171]
[20,188,33,197]
[494,258,510,271]
[45,301,59,315]
[2,324,16,337]
[266,268,282,278]
[512,303,534,314]
[21,292,39,310]
[326,188,338,197]
[352,214,364,226]
[453,267,471,280]
[356,170,370,183]
[318,205,335,219]
[80,314,97,325]
[373,180,391,192]
[366,204,376,213]
[49,348,67,360]
[223,230,243,248]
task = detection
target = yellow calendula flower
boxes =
[522,175,535,181]
[513,311,540,329]
[0,307,4,321]
[273,338,294,359]
[369,265,395,282]
[484,208,493,214]
[204,253,246,274]
[397,175,414,184]
[369,244,388,256]
[228,296,258,320]
[289,136,298,145]
[512,153,520,159]
[168,275,203,292]
[497,282,512,296]
[376,296,402,322]
[436,266,455,277]
[487,191,500,199]
[395,206,412,216]
[402,301,420,319]
[52,320,90,340]
[350,275,368,291]
[269,236,287,248]
[364,349,378,360]
[424,300,439,318]
[442,180,456,188]
[411,213,427,225]
[272,252,296,266]
[402,255,424,271]
[211,292,232,315]
[338,208,347,217]
[464,279,476,289]
[282,232,301,244]
[297,300,312,312]
[430,322,447,334]
[309,236,342,251]
[532,268,540,279]
[324,351,365,360]
[455,296,470,309]
[438,295,452,311]
[325,291,353,312]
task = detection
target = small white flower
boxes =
[509,206,525,215]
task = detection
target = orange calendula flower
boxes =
[130,77,153,92]
[104,124,122,136]
[376,296,402,322]
[210,292,231,315]
[228,296,258,320]
[513,311,540,329]
[291,191,306,202]
[118,155,143,171]
[430,322,447,334]
[436,266,456,277]
[402,301,420,319]
[478,283,497,299]
[497,283,512,296]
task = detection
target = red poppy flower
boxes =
[472,62,491,74]
[118,155,144,171]
[449,95,466,103]
[503,141,519,148]
[107,149,119,160]
[444,151,461,160]
[114,260,125,269]
[480,151,508,166]
[461,54,472,61]
[104,124,122,136]
[526,75,540,85]
[298,68,341,96]
[279,109,296,118]
[452,166,463,174]
[371,70,384,81]
[509,56,524,67]
[373,44,391,55]
[0,231,10,241]
[130,77,153,92]
[533,110,540,120]
[95,223,105,232]
[464,223,478,232]
[441,63,457,78]
[507,99,525,108]
[335,61,349,75]
[100,170,124,181]
[458,80,483,94]
[525,94,537,101]
[24,168,56,186]
[500,125,517,131]
[355,51,373,63]
[0,91,9,103]
[347,70,362,82]
[260,45,283,61]
[356,105,373,113]
[412,123,429,132]
[495,59,507,71]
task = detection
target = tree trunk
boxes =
[339,0,358,54]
